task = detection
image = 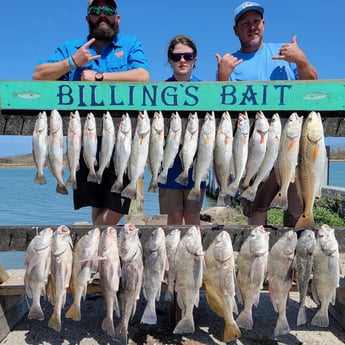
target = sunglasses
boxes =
[88,6,117,16]
[169,52,195,62]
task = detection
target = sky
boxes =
[0,0,344,156]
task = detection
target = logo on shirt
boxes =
[115,51,124,57]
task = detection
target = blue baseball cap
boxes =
[234,2,264,23]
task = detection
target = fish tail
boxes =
[297,306,307,326]
[34,173,46,185]
[147,178,158,193]
[96,171,103,184]
[175,172,188,186]
[66,176,77,190]
[111,179,123,193]
[274,315,290,337]
[187,187,200,202]
[236,310,253,330]
[56,183,68,195]
[87,172,98,183]
[294,214,315,232]
[311,309,329,327]
[173,316,195,334]
[28,304,44,321]
[114,323,128,345]
[223,320,241,342]
[226,181,239,198]
[48,313,62,332]
[121,184,137,200]
[270,191,288,210]
[65,303,81,321]
[101,317,115,337]
[140,304,158,325]
[157,172,167,185]
[240,186,256,203]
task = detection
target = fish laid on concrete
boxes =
[311,224,340,327]
[47,225,73,332]
[175,112,199,186]
[267,230,297,337]
[141,227,168,325]
[115,223,144,345]
[24,227,54,320]
[204,231,241,342]
[157,112,182,185]
[32,111,48,185]
[164,228,181,302]
[213,111,233,206]
[65,227,100,321]
[270,112,303,210]
[188,111,216,201]
[48,109,68,194]
[122,111,150,200]
[82,112,98,183]
[295,112,327,231]
[294,229,316,326]
[148,111,165,192]
[173,226,204,334]
[242,111,269,189]
[66,111,82,189]
[98,226,121,337]
[96,111,115,184]
[241,113,281,202]
[226,112,249,198]
[111,113,132,193]
[236,225,270,330]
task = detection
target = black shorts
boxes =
[73,147,131,215]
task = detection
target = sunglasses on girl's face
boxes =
[170,52,195,62]
[88,6,117,16]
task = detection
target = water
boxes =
[0,162,344,269]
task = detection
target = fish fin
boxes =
[34,173,46,185]
[187,186,200,202]
[240,186,256,203]
[294,214,315,232]
[175,172,189,186]
[311,309,329,327]
[56,184,68,195]
[147,178,158,193]
[87,173,98,183]
[297,306,307,326]
[65,303,81,321]
[28,304,44,321]
[173,317,195,334]
[101,317,115,337]
[223,321,241,342]
[236,310,253,330]
[121,184,137,200]
[66,176,77,190]
[270,191,288,210]
[140,304,157,325]
[48,313,62,332]
[157,172,167,185]
[114,323,128,345]
[111,179,123,193]
[274,315,290,337]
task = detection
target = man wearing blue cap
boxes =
[215,2,318,226]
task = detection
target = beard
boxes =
[89,18,119,41]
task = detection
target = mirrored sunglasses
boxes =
[170,52,195,62]
[88,6,117,16]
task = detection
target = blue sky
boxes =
[0,0,344,156]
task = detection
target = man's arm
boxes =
[272,35,318,80]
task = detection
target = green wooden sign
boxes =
[0,80,344,111]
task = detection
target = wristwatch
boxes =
[95,72,104,81]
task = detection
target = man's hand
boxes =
[215,53,243,81]
[272,35,307,65]
[72,38,101,67]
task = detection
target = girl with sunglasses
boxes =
[158,35,206,226]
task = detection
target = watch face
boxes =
[95,72,103,81]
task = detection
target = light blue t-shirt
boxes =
[230,43,298,81]
[38,34,149,81]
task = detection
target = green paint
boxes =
[0,80,344,111]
